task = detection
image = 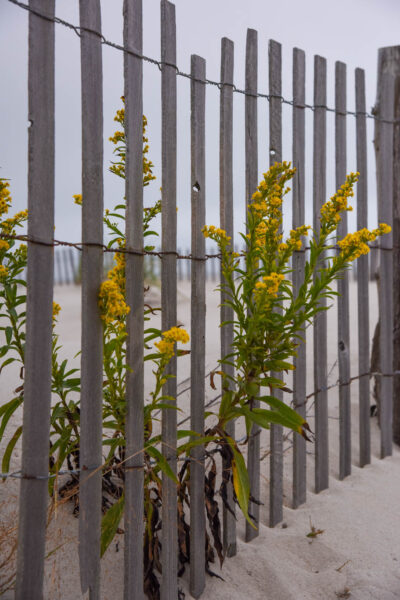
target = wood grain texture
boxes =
[335,61,351,480]
[220,36,237,557]
[161,3,178,598]
[244,27,260,543]
[292,47,307,508]
[15,2,55,598]
[313,55,329,493]
[78,2,104,598]
[268,38,283,528]
[123,1,145,598]
[355,68,371,467]
[375,49,394,459]
[190,54,206,598]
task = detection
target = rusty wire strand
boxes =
[6,0,400,126]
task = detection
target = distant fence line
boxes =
[4,0,399,599]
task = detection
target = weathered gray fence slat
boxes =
[78,1,104,598]
[292,47,307,509]
[375,51,394,459]
[245,27,260,543]
[15,3,55,598]
[220,36,237,557]
[190,54,207,599]
[355,68,371,467]
[313,55,329,493]
[161,2,178,598]
[335,61,351,480]
[268,38,284,528]
[123,1,145,598]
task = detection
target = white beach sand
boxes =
[1,280,400,599]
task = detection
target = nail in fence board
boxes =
[355,68,371,467]
[245,28,260,543]
[268,38,283,528]
[313,55,329,493]
[220,36,237,557]
[335,61,351,480]
[78,2,104,598]
[190,54,206,598]
[375,50,394,459]
[292,47,307,509]
[123,1,145,598]
[161,2,178,598]
[15,2,55,598]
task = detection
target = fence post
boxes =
[15,2,55,598]
[313,55,329,493]
[269,38,284,528]
[385,47,400,447]
[374,48,395,458]
[78,1,104,597]
[220,35,237,557]
[292,47,307,508]
[123,0,145,598]
[160,2,178,598]
[190,53,207,598]
[356,67,371,467]
[244,27,260,542]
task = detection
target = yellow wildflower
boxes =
[52,302,61,320]
[73,194,82,206]
[0,265,8,279]
[0,239,10,251]
[155,326,190,359]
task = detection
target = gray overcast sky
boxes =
[1,0,400,248]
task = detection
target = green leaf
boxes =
[101,495,125,557]
[2,425,22,476]
[5,327,12,345]
[145,445,178,483]
[0,396,23,440]
[227,438,255,529]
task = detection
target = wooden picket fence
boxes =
[7,0,399,599]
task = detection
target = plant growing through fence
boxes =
[0,107,391,599]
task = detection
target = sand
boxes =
[1,280,400,600]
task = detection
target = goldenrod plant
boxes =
[201,163,390,524]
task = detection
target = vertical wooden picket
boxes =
[268,38,283,528]
[190,53,207,598]
[78,1,104,598]
[313,55,329,493]
[335,61,351,480]
[375,50,394,459]
[292,47,307,509]
[355,68,371,467]
[220,36,237,557]
[161,2,178,598]
[245,27,260,543]
[124,0,145,598]
[15,2,55,598]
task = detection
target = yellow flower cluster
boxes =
[0,239,10,252]
[155,326,190,359]
[254,272,285,299]
[52,302,61,320]
[320,173,358,231]
[1,210,28,235]
[248,162,296,251]
[98,279,130,326]
[0,265,8,279]
[98,242,130,327]
[0,180,11,216]
[202,225,231,242]
[338,223,391,261]
[73,194,82,206]
[109,98,156,187]
[279,225,311,253]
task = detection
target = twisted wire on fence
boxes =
[6,0,400,126]
[2,366,399,482]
